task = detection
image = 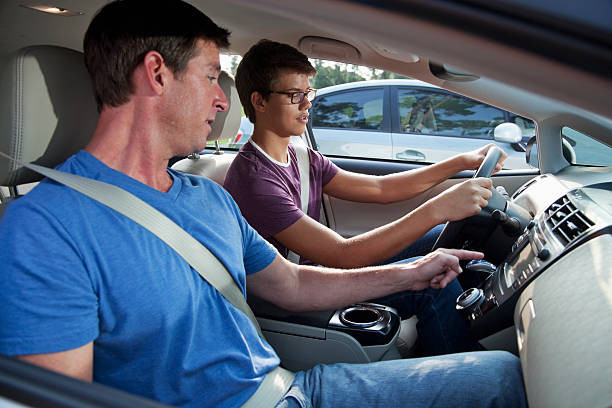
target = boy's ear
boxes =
[250,91,267,112]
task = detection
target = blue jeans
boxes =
[372,224,480,355]
[378,224,446,265]
[276,351,526,407]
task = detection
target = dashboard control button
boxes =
[537,248,551,260]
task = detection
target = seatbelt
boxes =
[287,142,310,264]
[0,151,295,408]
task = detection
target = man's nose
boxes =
[216,85,229,112]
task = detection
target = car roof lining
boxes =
[1,0,610,145]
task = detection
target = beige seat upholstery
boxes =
[0,45,97,215]
[171,71,242,185]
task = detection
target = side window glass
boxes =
[510,115,536,139]
[561,127,612,167]
[398,89,505,139]
[312,89,384,130]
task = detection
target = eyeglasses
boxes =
[269,88,317,104]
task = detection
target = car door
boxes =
[391,86,529,169]
[310,85,392,160]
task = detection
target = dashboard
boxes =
[463,168,612,407]
[464,172,612,333]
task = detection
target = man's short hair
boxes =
[235,40,316,123]
[84,0,230,111]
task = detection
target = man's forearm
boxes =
[283,262,411,312]
[248,250,479,313]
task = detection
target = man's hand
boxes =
[428,178,493,222]
[404,248,484,291]
[461,143,507,174]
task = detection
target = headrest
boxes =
[0,45,98,186]
[207,71,242,142]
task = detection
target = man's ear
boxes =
[141,51,167,95]
[251,91,267,113]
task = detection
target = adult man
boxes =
[224,40,503,355]
[0,1,525,407]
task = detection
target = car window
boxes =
[398,88,506,139]
[562,127,612,167]
[510,114,536,139]
[312,88,384,130]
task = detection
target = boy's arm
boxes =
[246,249,483,312]
[323,143,505,204]
[274,177,492,268]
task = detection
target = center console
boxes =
[249,295,401,371]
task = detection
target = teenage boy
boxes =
[225,39,506,355]
[0,4,524,408]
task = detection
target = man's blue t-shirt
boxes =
[0,151,279,407]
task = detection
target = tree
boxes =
[369,67,410,80]
[311,60,367,88]
[229,55,241,76]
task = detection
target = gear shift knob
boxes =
[466,260,497,275]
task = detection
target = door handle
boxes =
[395,149,426,161]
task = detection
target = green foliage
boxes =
[311,60,365,88]
[310,59,410,88]
[228,55,241,76]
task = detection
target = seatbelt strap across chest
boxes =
[0,151,295,408]
[287,142,310,264]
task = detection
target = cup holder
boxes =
[329,303,400,346]
[339,305,384,328]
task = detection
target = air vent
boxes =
[545,196,593,246]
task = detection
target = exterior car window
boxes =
[312,89,384,130]
[310,80,536,169]
[562,127,612,167]
[398,88,505,139]
[510,114,536,138]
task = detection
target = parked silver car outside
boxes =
[310,79,535,169]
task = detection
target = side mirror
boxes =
[493,122,522,144]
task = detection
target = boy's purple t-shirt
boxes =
[224,141,339,259]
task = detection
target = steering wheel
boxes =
[432,146,504,251]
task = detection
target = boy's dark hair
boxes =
[84,0,230,111]
[235,40,316,123]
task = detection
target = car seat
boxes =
[170,71,241,185]
[0,45,97,216]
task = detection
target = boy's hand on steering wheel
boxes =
[462,144,507,174]
[427,178,493,223]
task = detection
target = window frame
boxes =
[310,85,392,133]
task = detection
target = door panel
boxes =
[323,157,538,238]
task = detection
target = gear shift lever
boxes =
[466,260,497,276]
